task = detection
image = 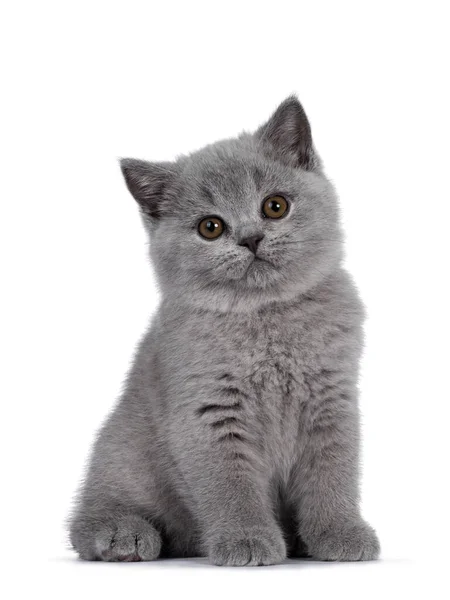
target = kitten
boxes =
[69,96,380,565]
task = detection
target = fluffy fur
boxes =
[69,96,380,565]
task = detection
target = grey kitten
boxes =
[69,96,380,565]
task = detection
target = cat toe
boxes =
[72,514,162,562]
[306,521,380,561]
[97,516,161,562]
[208,526,286,566]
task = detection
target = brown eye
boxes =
[198,216,225,239]
[262,195,288,219]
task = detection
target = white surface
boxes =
[1,1,449,597]
[41,556,438,600]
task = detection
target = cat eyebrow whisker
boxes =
[200,184,217,207]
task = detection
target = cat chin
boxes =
[243,258,275,286]
[171,276,319,313]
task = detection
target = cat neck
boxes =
[162,268,340,315]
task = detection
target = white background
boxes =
[1,1,449,598]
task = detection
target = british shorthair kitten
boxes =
[69,96,380,565]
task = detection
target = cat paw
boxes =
[71,514,162,562]
[306,521,380,561]
[208,526,286,566]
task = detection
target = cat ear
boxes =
[256,95,317,171]
[120,158,180,220]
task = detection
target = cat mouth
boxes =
[247,255,266,267]
[244,255,273,275]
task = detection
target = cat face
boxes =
[121,97,343,311]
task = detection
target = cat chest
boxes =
[232,323,315,403]
[234,329,313,468]
[181,307,327,404]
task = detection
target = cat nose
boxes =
[238,233,264,255]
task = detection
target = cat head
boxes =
[121,96,343,311]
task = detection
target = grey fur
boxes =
[69,96,380,565]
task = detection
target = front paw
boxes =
[306,521,380,561]
[71,513,162,562]
[208,526,286,566]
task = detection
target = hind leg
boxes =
[70,511,162,562]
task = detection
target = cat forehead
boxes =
[182,150,296,202]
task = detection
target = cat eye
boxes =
[262,195,289,219]
[198,216,225,240]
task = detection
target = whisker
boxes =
[269,239,341,248]
[310,264,329,280]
